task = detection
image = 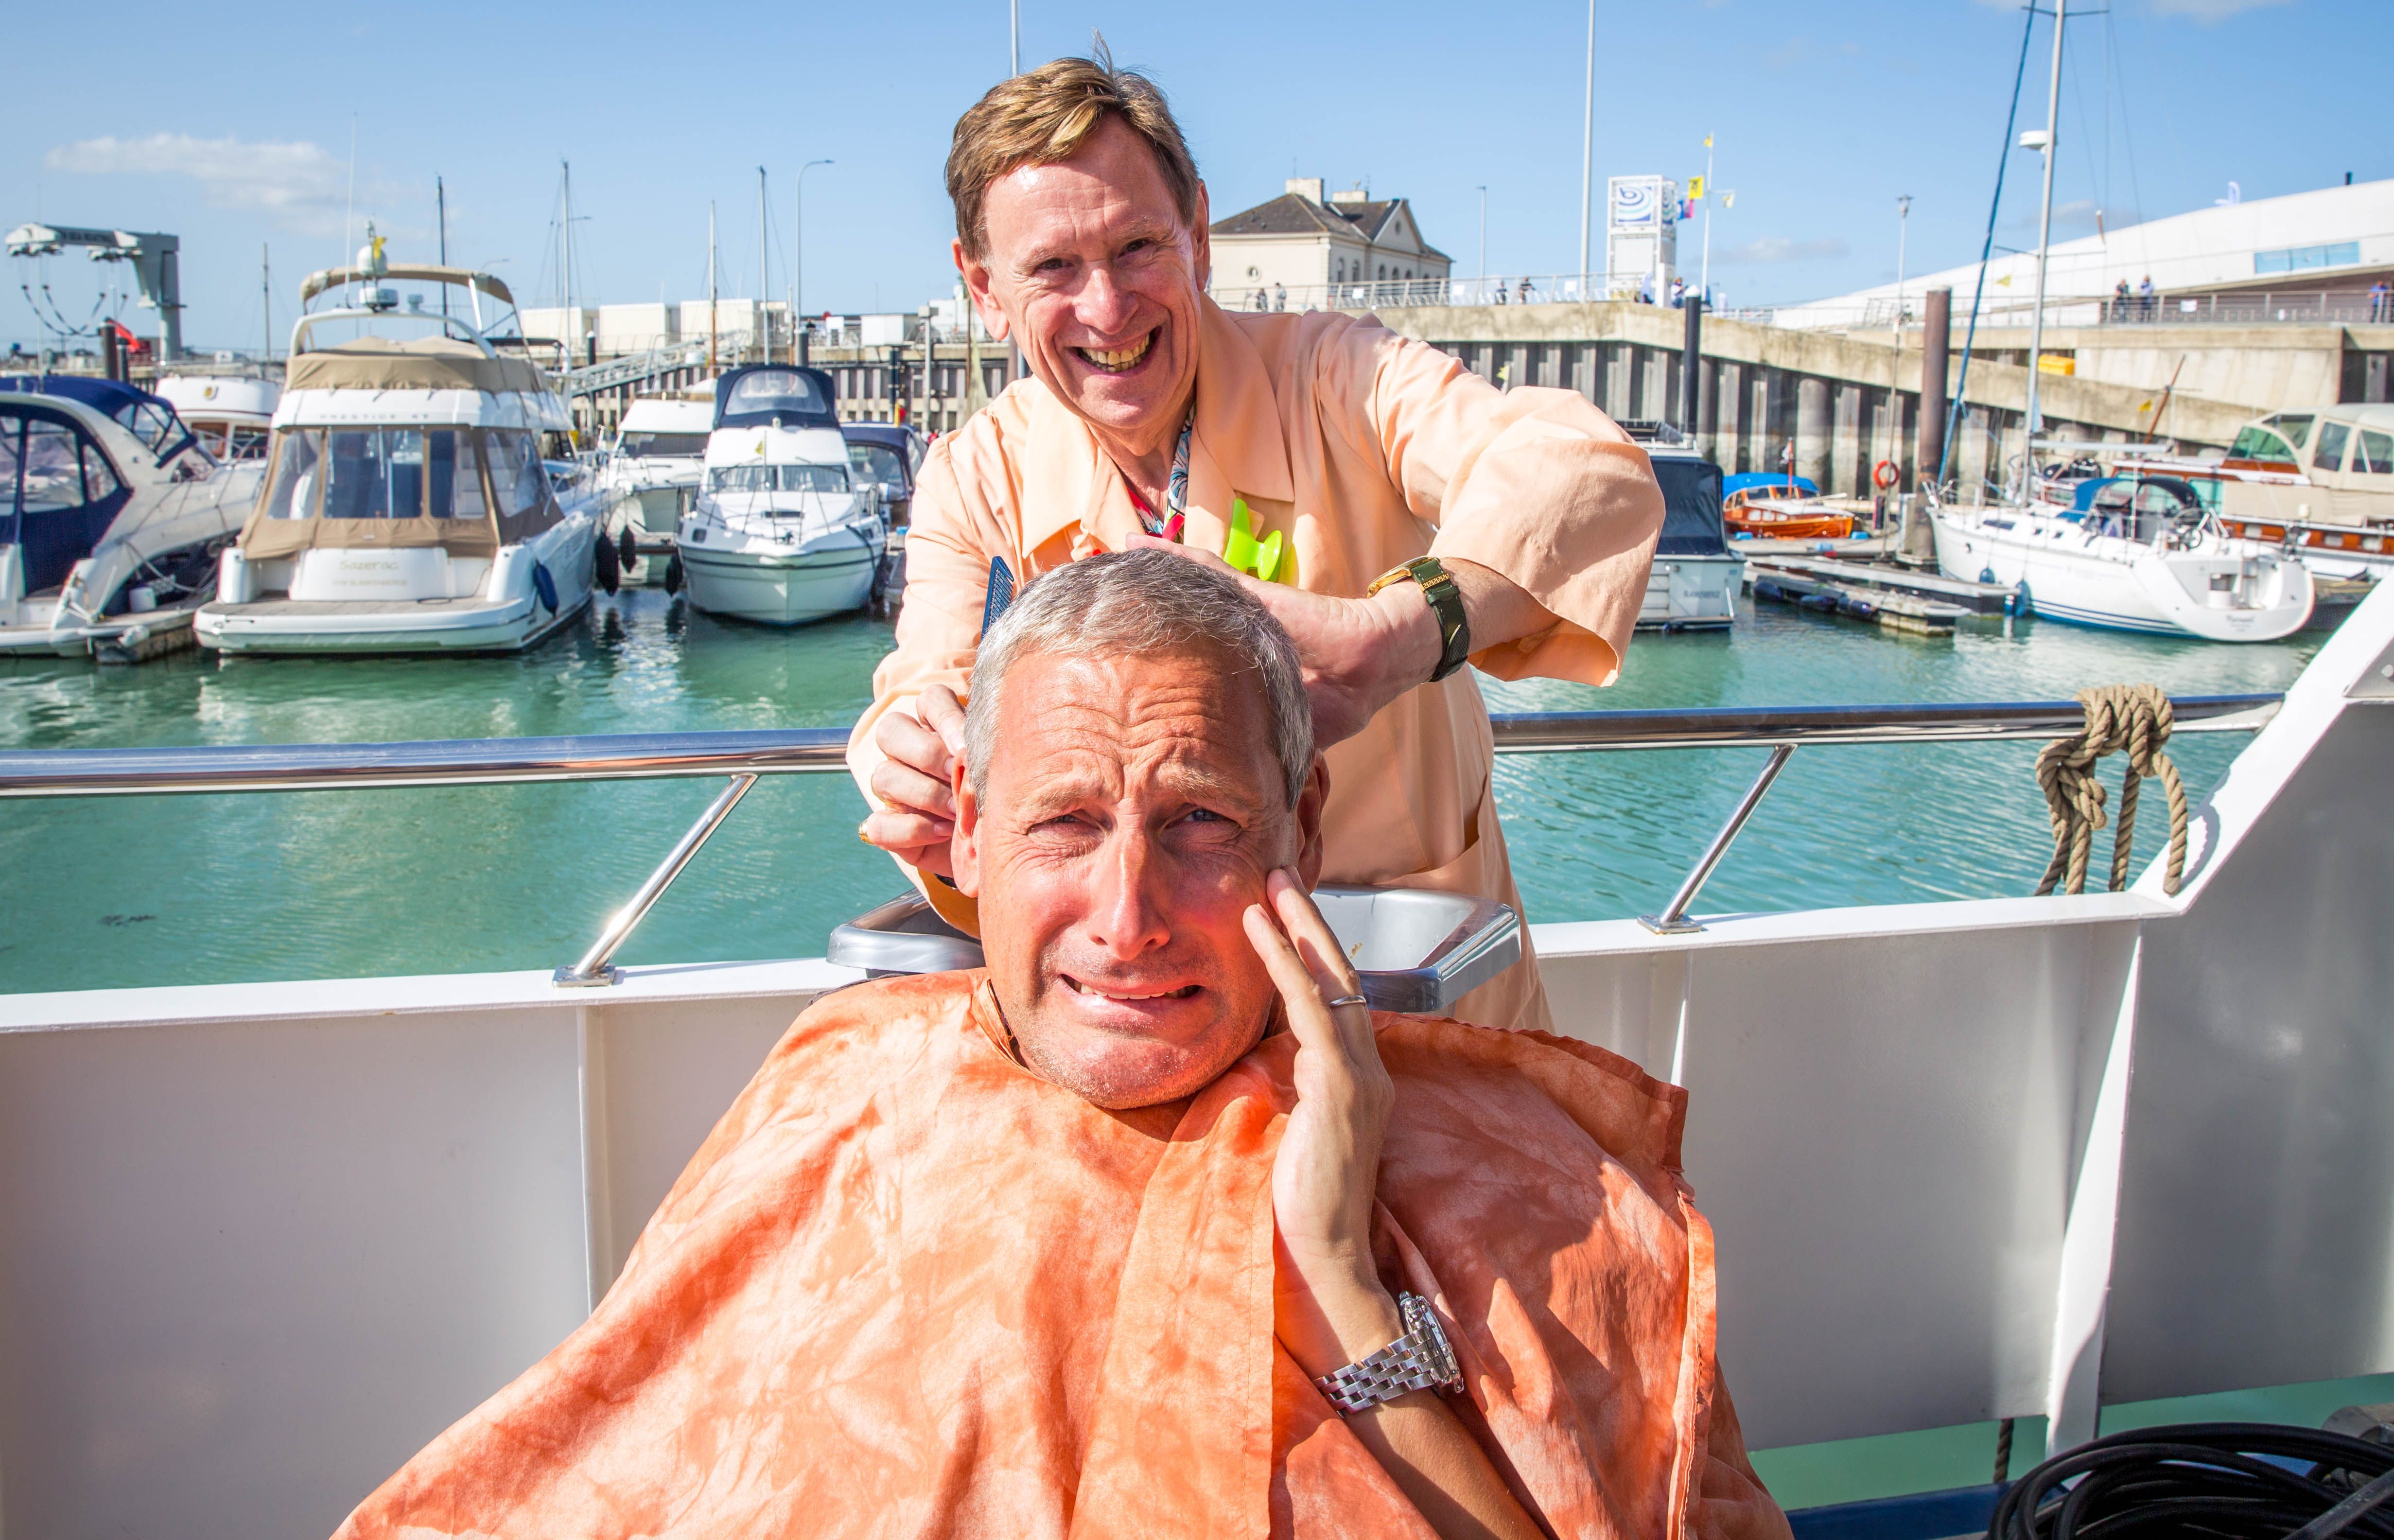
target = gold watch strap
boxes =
[1367,556,1471,682]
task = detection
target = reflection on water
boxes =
[0,591,2324,993]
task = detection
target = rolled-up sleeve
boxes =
[843,438,987,808]
[1322,323,1664,688]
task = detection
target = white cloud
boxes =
[2148,0,2291,19]
[43,133,380,236]
[1719,236,1850,264]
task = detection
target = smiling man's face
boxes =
[958,114,1208,454]
[952,646,1326,1110]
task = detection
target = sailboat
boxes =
[1929,0,2312,642]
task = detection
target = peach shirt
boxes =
[847,299,1663,1030]
[335,970,1789,1540]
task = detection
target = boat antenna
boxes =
[707,201,719,373]
[2020,0,2067,495]
[759,165,770,364]
[1938,3,2039,493]
[262,244,272,364]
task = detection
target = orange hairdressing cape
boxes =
[336,972,1787,1540]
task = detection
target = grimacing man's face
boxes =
[951,646,1328,1109]
[957,114,1209,450]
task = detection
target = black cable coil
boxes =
[1990,1422,2394,1539]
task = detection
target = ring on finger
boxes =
[1325,993,1369,1011]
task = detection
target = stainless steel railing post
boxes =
[555,773,757,987]
[1639,744,1798,936]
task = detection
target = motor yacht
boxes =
[1931,482,2313,641]
[0,375,263,661]
[674,364,888,625]
[600,395,712,560]
[1637,439,1742,631]
[194,238,601,656]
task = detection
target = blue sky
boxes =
[5,0,2383,352]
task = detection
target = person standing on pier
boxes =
[849,50,1664,1033]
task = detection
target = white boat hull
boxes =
[197,517,600,655]
[1634,553,1743,631]
[678,528,882,627]
[1932,507,2313,641]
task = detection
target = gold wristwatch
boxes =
[1366,556,1471,682]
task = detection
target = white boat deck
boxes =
[2,591,2391,1536]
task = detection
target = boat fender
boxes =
[616,526,638,576]
[594,529,621,595]
[533,561,559,614]
[664,553,684,595]
[1978,566,1998,586]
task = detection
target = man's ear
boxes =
[1291,753,1330,892]
[951,755,987,900]
[955,238,1011,343]
[1189,181,1212,291]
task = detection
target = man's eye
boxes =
[1174,807,1235,829]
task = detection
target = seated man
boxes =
[338,551,1788,1540]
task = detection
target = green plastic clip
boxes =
[1223,498,1288,583]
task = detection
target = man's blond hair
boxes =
[945,46,1200,261]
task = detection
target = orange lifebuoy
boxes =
[1873,459,1903,490]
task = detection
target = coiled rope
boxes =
[2034,684,2190,897]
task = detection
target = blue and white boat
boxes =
[0,375,262,660]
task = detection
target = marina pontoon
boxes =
[194,241,600,656]
[0,376,262,661]
[675,364,889,625]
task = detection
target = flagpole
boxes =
[1699,134,1715,305]
[1576,0,1595,297]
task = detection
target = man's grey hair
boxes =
[962,549,1313,804]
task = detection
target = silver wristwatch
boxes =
[1312,1292,1464,1416]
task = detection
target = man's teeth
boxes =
[1066,978,1196,1001]
[1078,335,1152,369]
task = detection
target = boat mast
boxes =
[261,245,272,365]
[758,166,770,364]
[560,160,575,366]
[1576,0,1594,295]
[437,175,449,319]
[707,202,718,373]
[2021,0,2065,495]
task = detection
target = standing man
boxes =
[851,52,1664,1032]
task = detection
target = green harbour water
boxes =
[4,584,2386,1494]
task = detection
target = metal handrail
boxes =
[0,691,2285,975]
[0,695,2283,798]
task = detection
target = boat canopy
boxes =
[0,398,137,591]
[713,365,838,431]
[284,337,550,397]
[0,374,197,465]
[1652,455,1729,556]
[237,421,561,561]
[1720,471,1818,499]
[298,264,514,307]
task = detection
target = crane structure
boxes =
[5,223,183,360]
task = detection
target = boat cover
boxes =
[1720,472,1818,499]
[1654,456,1730,556]
[283,337,550,397]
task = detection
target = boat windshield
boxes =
[847,443,906,489]
[1651,457,1728,556]
[2263,413,2314,449]
[620,432,709,458]
[2229,425,2297,462]
[261,427,493,521]
[716,368,834,428]
[708,464,851,494]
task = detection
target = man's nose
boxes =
[1083,826,1170,961]
[1076,263,1138,337]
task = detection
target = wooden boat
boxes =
[1720,472,1857,541]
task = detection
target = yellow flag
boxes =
[1689,176,1706,200]
[1703,134,1714,148]
[1722,190,1736,210]
[1995,273,2013,287]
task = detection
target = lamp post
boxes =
[1576,0,1595,298]
[794,158,832,332]
[1477,185,1488,299]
